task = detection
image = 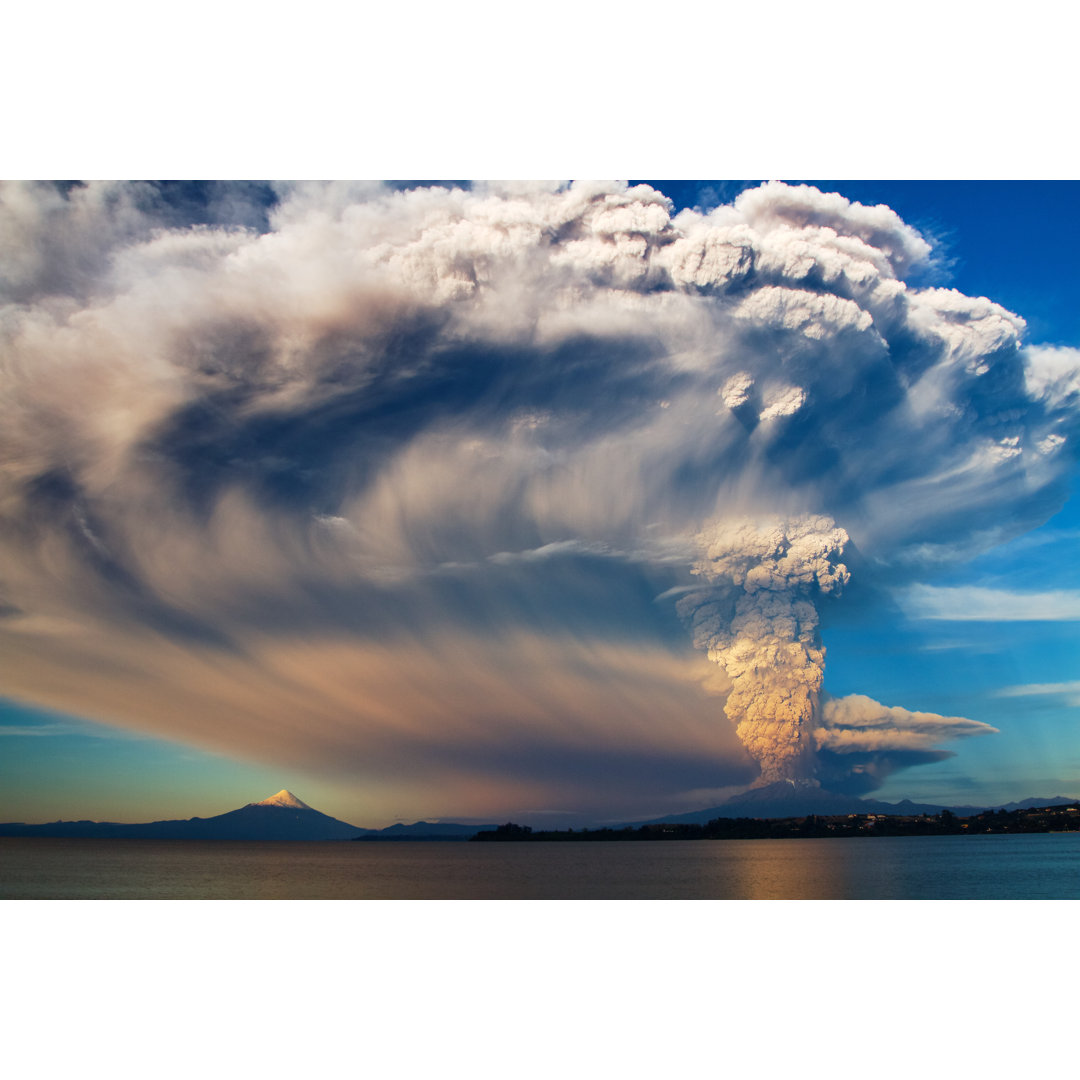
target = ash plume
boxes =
[2,179,1078,814]
[676,517,850,784]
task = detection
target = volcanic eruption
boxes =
[2,179,1079,815]
[677,516,850,785]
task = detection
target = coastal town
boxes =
[472,803,1080,841]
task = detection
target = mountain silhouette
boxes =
[636,782,1080,825]
[0,789,367,841]
[7,785,1077,839]
[352,821,495,840]
[0,790,498,841]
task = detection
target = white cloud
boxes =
[720,372,754,409]
[758,385,807,421]
[896,585,1080,622]
[816,694,996,753]
[1024,345,1080,409]
[995,681,1080,705]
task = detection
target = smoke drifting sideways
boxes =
[2,179,1078,816]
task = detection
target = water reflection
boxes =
[3,834,1079,899]
[713,840,849,900]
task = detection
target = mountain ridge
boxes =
[0,791,498,841]
[631,783,1080,826]
[0,795,362,841]
[4,786,1078,839]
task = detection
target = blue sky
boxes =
[1,179,1077,826]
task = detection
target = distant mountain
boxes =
[0,790,499,841]
[634,782,1080,825]
[352,821,498,840]
[0,789,367,841]
[994,796,1079,812]
[7,785,1076,841]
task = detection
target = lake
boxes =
[4,832,1079,899]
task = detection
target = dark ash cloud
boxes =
[2,180,1076,814]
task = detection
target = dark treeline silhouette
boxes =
[469,804,1080,841]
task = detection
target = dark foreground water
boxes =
[3,833,1079,899]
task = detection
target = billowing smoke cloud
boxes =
[2,179,1078,815]
[812,694,999,796]
[676,517,850,783]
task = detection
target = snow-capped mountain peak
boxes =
[253,789,312,810]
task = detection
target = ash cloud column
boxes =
[678,517,850,784]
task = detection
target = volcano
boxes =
[0,790,368,841]
[187,790,367,840]
[635,781,1080,825]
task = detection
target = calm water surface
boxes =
[3,834,1078,899]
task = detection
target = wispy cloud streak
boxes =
[996,681,1080,704]
[897,585,1080,622]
